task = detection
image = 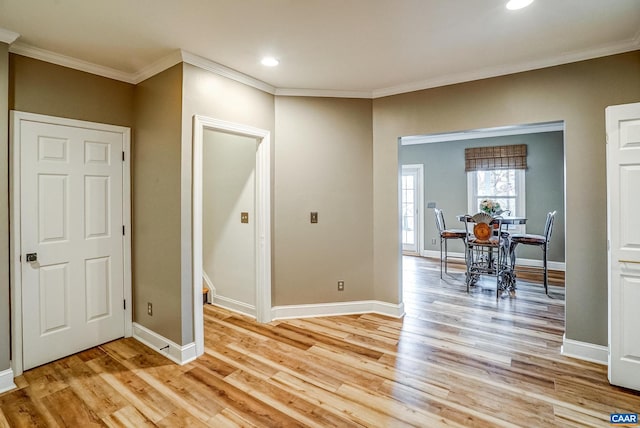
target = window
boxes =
[467,169,525,232]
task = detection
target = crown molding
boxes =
[9,41,135,83]
[275,87,372,99]
[6,33,639,98]
[131,50,183,84]
[372,37,640,99]
[180,50,276,95]
[0,28,20,44]
[401,121,564,145]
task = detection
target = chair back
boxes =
[434,208,445,234]
[544,211,557,243]
[461,213,503,243]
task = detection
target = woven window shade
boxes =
[465,144,527,172]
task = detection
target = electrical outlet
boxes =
[147,302,153,316]
[337,280,345,291]
[431,238,436,245]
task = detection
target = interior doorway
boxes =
[192,115,271,358]
[202,129,257,315]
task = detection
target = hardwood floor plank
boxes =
[184,366,305,428]
[2,255,639,427]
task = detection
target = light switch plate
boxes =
[310,212,318,223]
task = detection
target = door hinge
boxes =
[122,225,125,236]
[122,151,125,161]
[123,299,126,310]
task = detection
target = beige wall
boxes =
[373,51,640,345]
[133,64,184,344]
[203,130,257,308]
[274,97,374,305]
[9,55,134,126]
[0,43,9,371]
[181,63,275,339]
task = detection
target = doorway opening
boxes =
[192,116,271,358]
[398,121,566,312]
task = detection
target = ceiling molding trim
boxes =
[401,121,564,145]
[0,28,20,44]
[180,50,276,95]
[9,42,135,83]
[372,38,640,99]
[131,50,183,84]
[275,87,372,99]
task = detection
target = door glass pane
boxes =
[402,173,415,246]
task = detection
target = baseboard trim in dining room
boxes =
[420,250,566,271]
[561,334,609,365]
[271,300,405,321]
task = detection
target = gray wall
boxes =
[0,43,9,372]
[399,131,565,262]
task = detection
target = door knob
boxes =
[26,253,37,262]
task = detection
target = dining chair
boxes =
[434,208,467,278]
[462,212,511,298]
[509,210,556,295]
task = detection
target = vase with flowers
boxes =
[480,199,502,216]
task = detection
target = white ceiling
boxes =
[1,0,639,98]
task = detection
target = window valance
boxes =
[465,144,527,172]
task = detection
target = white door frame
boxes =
[192,115,272,355]
[400,164,424,256]
[9,111,132,376]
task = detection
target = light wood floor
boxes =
[2,256,639,427]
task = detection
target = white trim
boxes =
[9,111,132,376]
[275,87,372,99]
[131,50,183,84]
[372,37,640,98]
[421,250,566,271]
[132,323,197,365]
[0,28,19,44]
[0,368,17,394]
[561,335,608,365]
[9,42,135,83]
[272,300,405,321]
[192,116,272,363]
[7,35,638,99]
[211,297,257,319]
[401,121,564,145]
[181,50,275,95]
[202,270,257,317]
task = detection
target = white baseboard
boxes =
[561,335,608,365]
[271,300,405,321]
[211,295,256,319]
[132,323,197,366]
[420,250,566,271]
[202,271,256,317]
[0,368,17,394]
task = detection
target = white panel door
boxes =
[607,101,640,391]
[20,119,125,370]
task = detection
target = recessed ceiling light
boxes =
[506,0,534,10]
[261,57,279,67]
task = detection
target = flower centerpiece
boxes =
[480,199,501,216]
